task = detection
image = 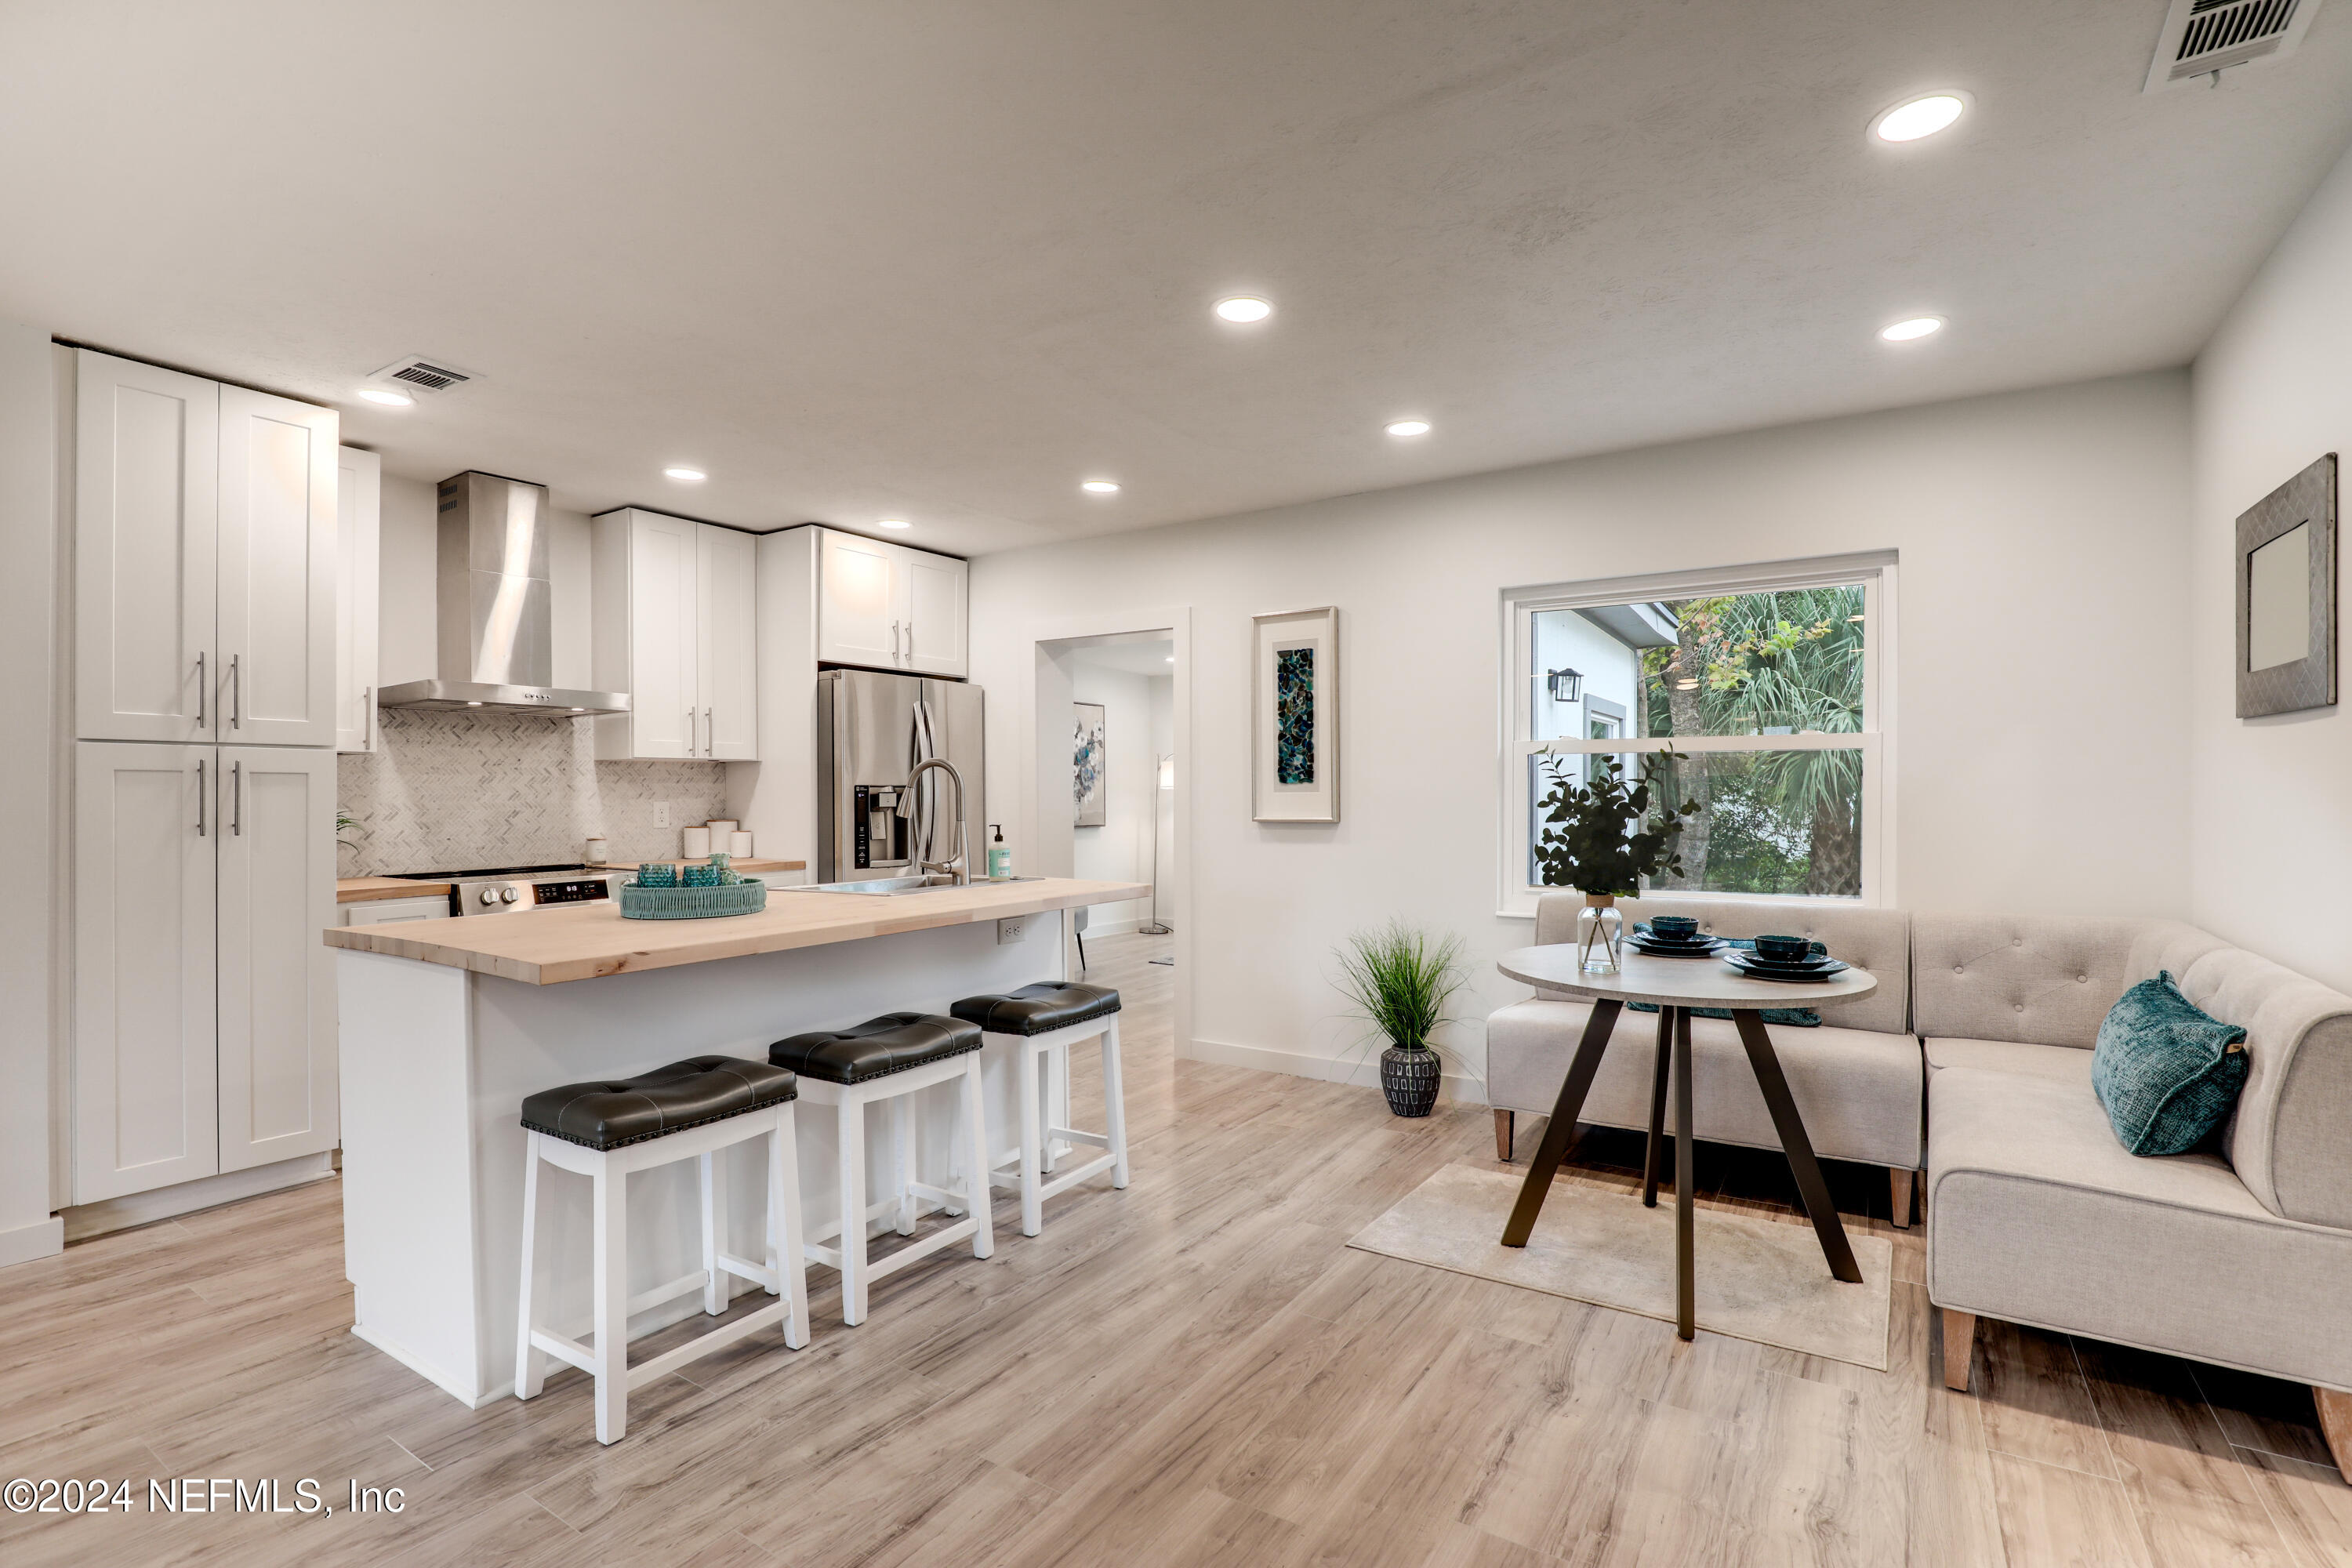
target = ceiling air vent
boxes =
[367,355,479,397]
[2145,0,2323,90]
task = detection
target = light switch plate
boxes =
[996,916,1028,945]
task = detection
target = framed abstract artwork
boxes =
[1252,606,1339,822]
[2236,452,2338,718]
[1073,701,1108,827]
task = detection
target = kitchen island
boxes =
[327,876,1145,1406]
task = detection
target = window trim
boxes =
[1497,551,1897,917]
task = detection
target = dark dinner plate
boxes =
[1723,952,1849,982]
[1628,935,1725,958]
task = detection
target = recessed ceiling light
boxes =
[1081,479,1121,495]
[664,466,707,483]
[466,700,482,706]
[356,387,412,407]
[1214,296,1273,323]
[876,518,912,530]
[1165,655,1174,662]
[1878,316,1944,343]
[1385,419,1432,437]
[1873,93,1967,143]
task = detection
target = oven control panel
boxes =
[529,878,613,908]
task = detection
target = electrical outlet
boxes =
[996,916,1028,946]
[654,802,672,829]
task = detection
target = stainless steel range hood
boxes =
[377,471,631,716]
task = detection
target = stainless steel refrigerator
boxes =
[817,670,986,883]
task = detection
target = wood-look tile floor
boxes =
[3,931,2344,1566]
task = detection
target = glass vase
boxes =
[1576,895,1624,975]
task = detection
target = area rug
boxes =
[1346,1161,1893,1370]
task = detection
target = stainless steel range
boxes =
[390,863,626,916]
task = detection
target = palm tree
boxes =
[1705,586,1865,895]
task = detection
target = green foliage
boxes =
[1532,750,1699,898]
[1333,921,1466,1054]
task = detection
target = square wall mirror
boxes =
[2236,453,2338,718]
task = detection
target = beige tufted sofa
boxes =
[1485,894,1926,1225]
[1917,913,2352,1474]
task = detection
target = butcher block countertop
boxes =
[324,877,1147,985]
[334,858,808,905]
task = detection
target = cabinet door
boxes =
[817,529,905,669]
[697,524,760,759]
[74,351,218,743]
[73,742,218,1202]
[335,446,381,752]
[216,746,339,1173]
[902,550,968,677]
[218,387,337,746]
[629,512,700,757]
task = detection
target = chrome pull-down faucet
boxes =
[902,757,970,885]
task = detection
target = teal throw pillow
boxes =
[2090,971,2249,1156]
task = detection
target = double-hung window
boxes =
[1501,553,1894,916]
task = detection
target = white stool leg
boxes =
[699,1149,728,1315]
[838,1096,869,1326]
[1016,1036,1044,1238]
[591,1158,629,1444]
[771,1105,810,1349]
[1041,1040,1062,1175]
[893,1092,917,1236]
[514,1134,547,1400]
[961,1055,995,1258]
[1102,1017,1130,1189]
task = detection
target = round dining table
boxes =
[1493,944,1879,1341]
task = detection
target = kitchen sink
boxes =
[786,874,1043,896]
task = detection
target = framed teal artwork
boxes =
[1252,606,1339,822]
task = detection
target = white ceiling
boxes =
[5,2,2350,556]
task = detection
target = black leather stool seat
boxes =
[520,1055,797,1151]
[951,982,1122,1036]
[768,1013,982,1084]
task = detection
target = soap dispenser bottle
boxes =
[987,824,1011,880]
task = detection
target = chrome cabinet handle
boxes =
[196,652,207,730]
[196,757,206,837]
[704,706,714,757]
[231,760,242,837]
[892,620,902,661]
[363,686,373,750]
[687,706,695,756]
[230,654,241,729]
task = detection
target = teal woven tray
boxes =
[618,877,768,920]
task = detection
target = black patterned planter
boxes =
[1381,1044,1442,1117]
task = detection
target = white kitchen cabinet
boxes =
[698,523,759,759]
[217,387,337,746]
[814,527,967,678]
[74,354,219,744]
[73,740,339,1202]
[215,745,339,1174]
[73,742,220,1202]
[72,349,339,748]
[335,445,381,752]
[593,508,760,760]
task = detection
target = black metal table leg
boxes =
[1731,1009,1863,1284]
[1673,1005,1696,1339]
[1642,1006,1672,1209]
[1501,1000,1623,1247]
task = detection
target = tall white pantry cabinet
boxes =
[66,348,342,1205]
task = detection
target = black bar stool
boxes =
[514,1055,808,1445]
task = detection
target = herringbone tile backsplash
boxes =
[336,707,729,875]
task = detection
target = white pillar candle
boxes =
[584,837,608,864]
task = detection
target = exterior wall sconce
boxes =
[1546,668,1584,703]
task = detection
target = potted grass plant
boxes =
[1334,921,1467,1117]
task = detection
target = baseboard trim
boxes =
[63,1152,337,1243]
[1187,1036,1487,1105]
[0,1214,64,1269]
[350,1323,507,1410]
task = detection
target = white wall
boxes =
[971,372,2194,1094]
[1069,657,1163,931]
[0,319,60,1264]
[376,474,594,691]
[2190,140,2352,994]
